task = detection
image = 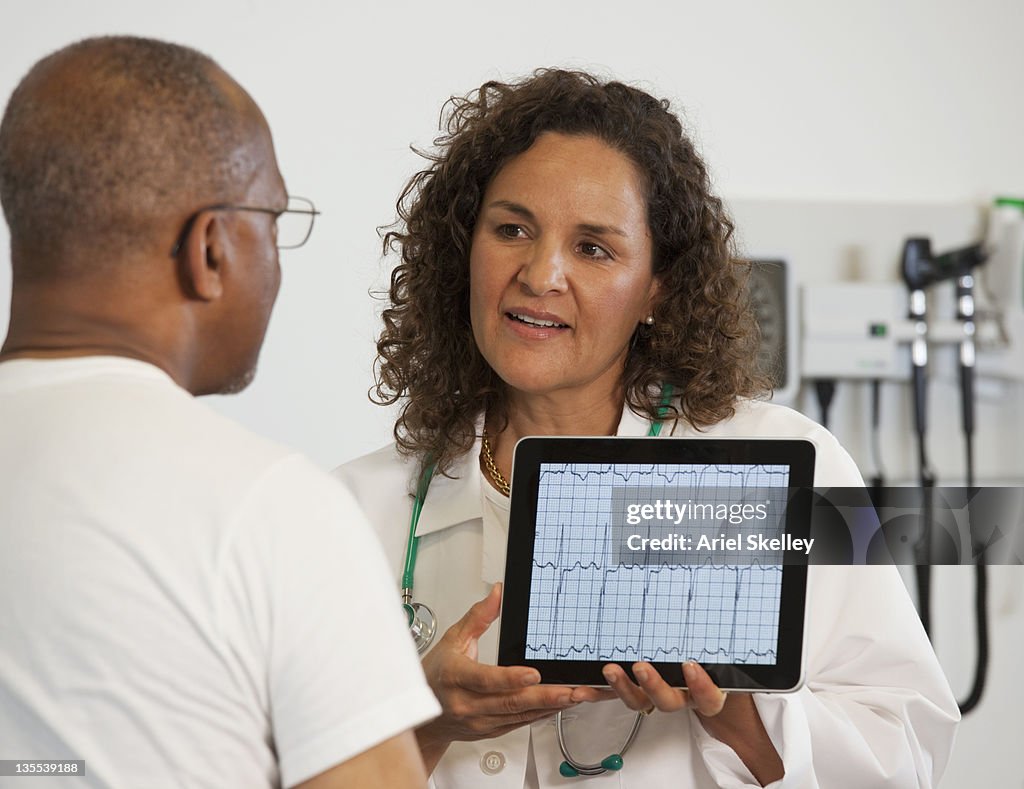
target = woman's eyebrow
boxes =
[577,222,628,238]
[487,200,627,238]
[486,200,535,221]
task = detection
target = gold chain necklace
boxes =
[481,429,511,497]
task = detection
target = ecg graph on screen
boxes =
[525,463,790,664]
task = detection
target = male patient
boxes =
[0,37,437,788]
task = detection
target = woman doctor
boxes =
[335,70,958,788]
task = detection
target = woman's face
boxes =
[469,132,659,403]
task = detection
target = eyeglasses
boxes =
[170,195,320,256]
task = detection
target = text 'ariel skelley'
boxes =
[622,498,815,555]
[624,532,815,555]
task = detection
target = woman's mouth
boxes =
[507,311,569,329]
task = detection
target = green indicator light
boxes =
[869,323,887,337]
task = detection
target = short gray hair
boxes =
[0,36,253,274]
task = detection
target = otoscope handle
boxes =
[960,363,975,438]
[956,273,976,439]
[914,473,935,637]
[912,364,928,437]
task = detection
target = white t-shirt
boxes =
[0,357,440,788]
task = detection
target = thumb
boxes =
[453,582,502,648]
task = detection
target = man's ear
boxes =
[177,211,230,302]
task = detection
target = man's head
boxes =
[0,36,287,394]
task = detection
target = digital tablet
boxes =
[497,436,815,692]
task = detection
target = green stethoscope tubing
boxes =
[402,458,437,650]
[401,384,674,776]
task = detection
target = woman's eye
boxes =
[578,241,610,259]
[497,224,526,239]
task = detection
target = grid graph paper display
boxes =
[525,463,790,664]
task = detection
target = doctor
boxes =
[336,69,959,788]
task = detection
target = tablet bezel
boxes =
[497,436,815,692]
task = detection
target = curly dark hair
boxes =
[375,68,768,475]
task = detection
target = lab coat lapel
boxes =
[480,497,507,585]
[411,430,505,586]
[617,403,656,437]
[412,437,484,537]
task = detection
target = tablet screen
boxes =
[498,437,815,691]
[525,462,790,665]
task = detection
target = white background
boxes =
[2,1,1023,785]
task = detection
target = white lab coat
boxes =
[335,400,959,788]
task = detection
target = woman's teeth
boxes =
[510,312,567,328]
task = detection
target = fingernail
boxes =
[634,665,649,681]
[522,671,540,686]
[683,661,697,681]
[602,667,616,683]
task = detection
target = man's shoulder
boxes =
[125,382,304,489]
[179,406,358,520]
[1,356,294,469]
[5,356,336,504]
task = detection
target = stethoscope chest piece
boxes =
[404,599,437,654]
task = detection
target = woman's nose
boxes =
[516,240,569,296]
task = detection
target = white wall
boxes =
[2,1,1022,785]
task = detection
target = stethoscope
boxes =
[400,386,672,777]
[402,457,438,655]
